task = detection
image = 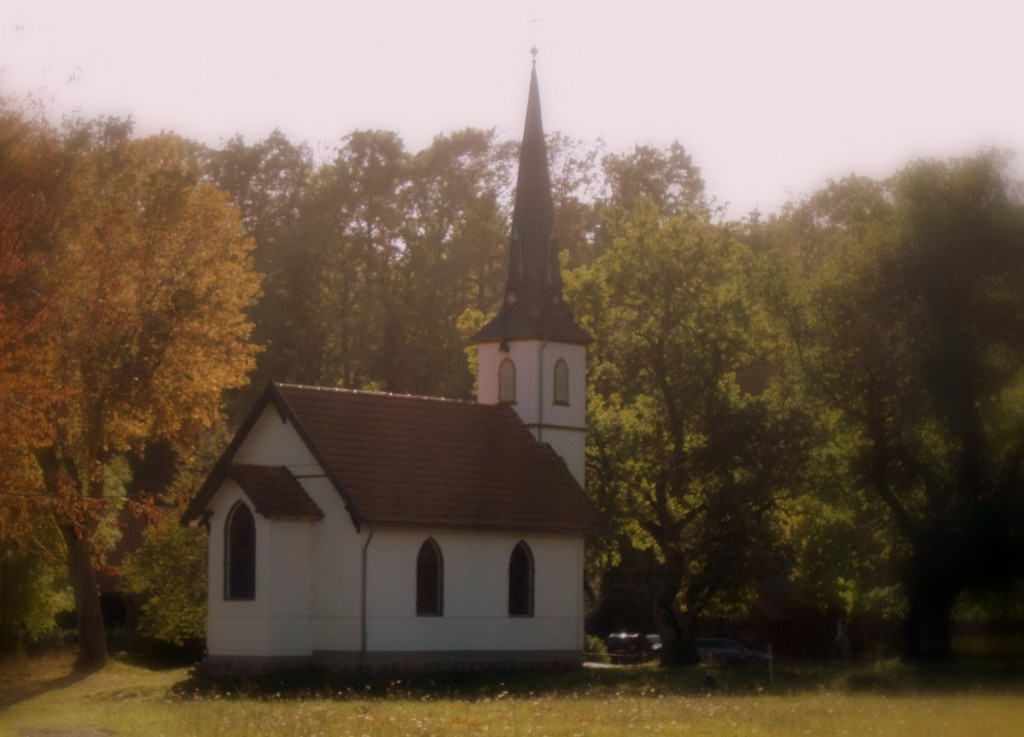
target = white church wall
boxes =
[234,404,320,472]
[307,475,364,652]
[364,528,585,654]
[205,483,271,657]
[205,481,318,658]
[263,519,315,656]
[549,431,587,490]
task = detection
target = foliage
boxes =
[772,153,1024,660]
[0,107,261,670]
[584,633,609,660]
[121,520,207,647]
[602,142,706,217]
[0,545,72,655]
[570,197,808,663]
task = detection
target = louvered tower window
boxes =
[499,358,516,404]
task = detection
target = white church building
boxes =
[183,59,605,674]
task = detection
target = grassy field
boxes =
[2,653,1023,737]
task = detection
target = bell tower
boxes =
[473,52,591,488]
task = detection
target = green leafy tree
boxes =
[398,128,513,396]
[263,130,408,390]
[778,154,1024,660]
[0,513,72,656]
[601,142,706,218]
[121,519,206,647]
[546,132,604,267]
[570,198,806,664]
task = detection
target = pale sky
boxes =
[2,0,1022,218]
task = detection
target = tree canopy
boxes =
[0,110,260,669]
[771,153,1024,659]
[570,197,809,663]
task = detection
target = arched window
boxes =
[553,359,570,405]
[498,358,516,404]
[508,540,535,617]
[225,501,256,600]
[416,538,444,616]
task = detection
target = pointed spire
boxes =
[474,54,590,346]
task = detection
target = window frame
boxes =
[553,358,570,405]
[498,358,517,404]
[224,501,256,601]
[508,540,535,617]
[416,537,444,616]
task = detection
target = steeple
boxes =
[473,55,590,346]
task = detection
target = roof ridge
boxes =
[273,382,480,406]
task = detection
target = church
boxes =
[182,57,605,674]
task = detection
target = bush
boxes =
[120,521,207,647]
[585,634,609,662]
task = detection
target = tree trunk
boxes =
[652,553,700,666]
[901,581,956,662]
[63,526,108,672]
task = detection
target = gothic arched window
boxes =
[416,538,444,616]
[508,540,535,617]
[225,501,256,600]
[553,358,569,405]
[499,358,516,404]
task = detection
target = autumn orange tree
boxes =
[0,111,260,670]
[0,106,67,653]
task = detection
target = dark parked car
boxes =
[606,632,662,663]
[696,638,770,664]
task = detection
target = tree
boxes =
[778,154,1024,660]
[398,128,513,397]
[205,130,313,407]
[260,130,408,391]
[570,198,805,664]
[0,490,71,657]
[546,132,604,267]
[601,142,706,218]
[0,116,260,670]
[120,519,206,647]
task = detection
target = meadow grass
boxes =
[2,653,1023,737]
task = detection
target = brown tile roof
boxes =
[184,383,606,536]
[229,464,323,520]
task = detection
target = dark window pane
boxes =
[226,502,256,600]
[509,541,534,616]
[416,538,443,616]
